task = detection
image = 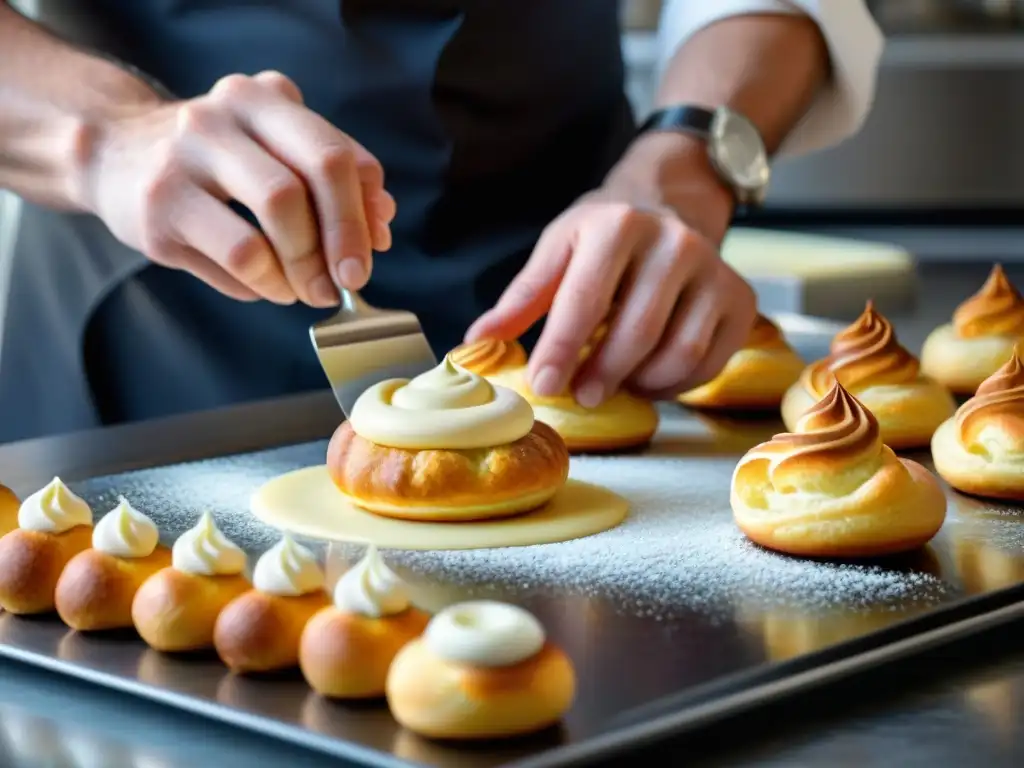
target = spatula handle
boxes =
[338,288,376,318]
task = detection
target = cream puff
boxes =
[213,535,329,673]
[386,600,576,740]
[781,301,955,449]
[0,484,18,537]
[932,347,1024,500]
[921,264,1024,395]
[55,496,171,631]
[299,544,430,698]
[0,477,94,614]
[678,314,804,411]
[327,355,570,522]
[131,512,250,652]
[449,338,659,453]
[733,381,946,558]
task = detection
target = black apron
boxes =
[0,0,634,441]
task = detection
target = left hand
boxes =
[465,134,757,406]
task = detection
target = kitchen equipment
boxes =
[722,228,917,319]
[310,290,437,418]
[2,320,1023,768]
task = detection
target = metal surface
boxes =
[310,289,437,418]
[0,323,1023,767]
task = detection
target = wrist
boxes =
[602,131,735,244]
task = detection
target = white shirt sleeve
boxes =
[654,0,884,158]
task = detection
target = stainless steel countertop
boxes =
[0,262,1022,768]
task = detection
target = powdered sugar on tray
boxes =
[69,438,960,620]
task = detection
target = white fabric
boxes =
[656,0,884,157]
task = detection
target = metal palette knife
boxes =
[310,289,438,419]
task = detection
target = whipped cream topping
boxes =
[18,477,93,534]
[171,511,246,576]
[956,347,1024,455]
[92,496,159,558]
[252,535,324,596]
[953,264,1024,338]
[423,600,545,668]
[806,302,919,395]
[333,544,410,617]
[348,355,535,450]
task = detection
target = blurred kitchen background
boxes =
[2,0,1024,352]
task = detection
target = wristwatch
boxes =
[636,105,771,207]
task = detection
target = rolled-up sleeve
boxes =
[655,0,884,157]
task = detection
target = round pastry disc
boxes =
[250,466,628,550]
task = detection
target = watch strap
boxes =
[636,106,715,138]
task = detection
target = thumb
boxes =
[465,223,573,343]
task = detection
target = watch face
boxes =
[709,109,770,193]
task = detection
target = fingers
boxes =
[168,183,296,304]
[465,219,572,344]
[161,245,262,302]
[527,210,643,396]
[571,222,697,407]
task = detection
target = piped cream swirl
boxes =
[805,301,920,396]
[333,544,409,618]
[953,264,1024,339]
[18,477,93,534]
[348,355,534,449]
[449,339,527,375]
[423,600,545,668]
[252,535,324,596]
[171,512,246,576]
[92,497,159,558]
[745,314,790,351]
[734,382,884,500]
[955,348,1024,455]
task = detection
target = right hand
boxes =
[83,70,395,307]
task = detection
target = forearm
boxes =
[0,3,162,210]
[605,13,830,240]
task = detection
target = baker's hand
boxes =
[466,134,757,406]
[83,71,395,306]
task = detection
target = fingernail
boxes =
[531,366,563,397]
[336,258,367,289]
[575,380,605,409]
[308,274,339,306]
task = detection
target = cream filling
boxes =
[348,356,534,450]
[92,496,159,558]
[252,535,324,596]
[333,544,410,617]
[18,477,93,534]
[423,600,545,668]
[171,511,246,576]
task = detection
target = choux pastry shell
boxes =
[678,314,804,410]
[0,484,18,537]
[213,535,329,673]
[931,346,1024,500]
[0,477,94,615]
[450,337,659,453]
[386,600,575,740]
[781,301,955,449]
[299,545,429,698]
[328,356,570,522]
[55,498,171,631]
[132,512,249,652]
[921,264,1024,395]
[733,380,947,558]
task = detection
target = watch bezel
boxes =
[707,106,771,207]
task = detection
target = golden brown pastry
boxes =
[931,347,1024,500]
[450,338,658,452]
[781,301,955,449]
[0,484,19,537]
[921,264,1024,395]
[327,355,570,522]
[55,497,171,631]
[131,512,250,652]
[299,545,429,698]
[732,381,947,558]
[0,477,94,615]
[386,600,575,740]
[214,535,329,673]
[678,314,804,410]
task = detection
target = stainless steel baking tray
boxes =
[0,321,1022,768]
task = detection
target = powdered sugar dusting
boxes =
[69,437,959,621]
